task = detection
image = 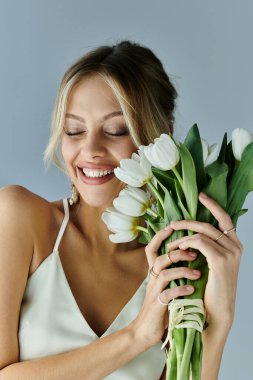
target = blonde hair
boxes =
[44,40,177,172]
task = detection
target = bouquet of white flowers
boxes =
[102,124,253,380]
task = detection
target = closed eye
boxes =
[65,131,84,136]
[106,131,130,137]
[64,130,129,137]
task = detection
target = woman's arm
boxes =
[0,326,147,380]
[158,325,230,380]
[0,186,150,379]
[0,187,195,379]
[201,323,231,380]
[169,192,243,380]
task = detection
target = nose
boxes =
[80,131,106,159]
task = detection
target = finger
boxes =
[157,267,202,289]
[177,235,227,268]
[159,284,195,305]
[145,226,174,268]
[167,234,197,252]
[158,284,195,306]
[198,192,239,244]
[153,249,198,274]
[170,220,234,250]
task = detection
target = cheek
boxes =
[61,137,77,164]
[116,139,137,159]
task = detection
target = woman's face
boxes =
[61,74,137,208]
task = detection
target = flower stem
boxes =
[174,329,185,375]
[166,345,177,380]
[136,226,149,233]
[147,207,159,218]
[178,328,196,379]
[191,332,203,380]
[147,180,164,208]
[172,167,184,189]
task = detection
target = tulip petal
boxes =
[120,159,147,178]
[232,128,253,161]
[201,139,209,165]
[101,210,135,232]
[143,134,180,171]
[109,231,138,243]
[113,196,145,216]
[205,143,219,166]
[138,146,153,177]
[114,168,142,187]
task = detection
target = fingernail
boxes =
[199,192,208,199]
[193,269,201,275]
[187,286,194,292]
[189,252,197,257]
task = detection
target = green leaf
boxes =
[156,182,165,218]
[142,213,159,224]
[147,225,155,239]
[227,141,253,226]
[148,220,165,233]
[197,160,229,224]
[152,167,176,198]
[225,141,236,185]
[175,181,191,220]
[155,180,185,245]
[138,232,150,244]
[178,143,198,220]
[205,161,228,209]
[157,181,183,223]
[217,133,227,163]
[184,123,206,190]
[231,209,248,226]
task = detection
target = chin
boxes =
[77,180,124,209]
[79,193,116,209]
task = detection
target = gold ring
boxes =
[157,293,169,306]
[149,266,159,279]
[167,252,174,264]
[215,227,236,242]
[215,232,224,242]
[223,227,236,235]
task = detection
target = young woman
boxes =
[0,40,243,380]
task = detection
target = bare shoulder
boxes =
[0,185,49,368]
[0,185,64,252]
[0,184,62,222]
[0,184,42,212]
[0,185,37,231]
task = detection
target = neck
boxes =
[69,199,142,256]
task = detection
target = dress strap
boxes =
[53,198,70,252]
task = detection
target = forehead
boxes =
[66,74,120,115]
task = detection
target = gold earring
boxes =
[69,183,79,206]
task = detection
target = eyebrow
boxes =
[65,111,123,124]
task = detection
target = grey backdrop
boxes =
[0,1,252,378]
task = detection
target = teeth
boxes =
[82,168,114,178]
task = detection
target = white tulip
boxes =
[114,146,153,187]
[113,186,153,217]
[201,138,219,167]
[101,206,141,243]
[232,128,253,161]
[143,133,180,171]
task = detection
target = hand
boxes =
[167,192,243,332]
[130,226,200,348]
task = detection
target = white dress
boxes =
[18,198,166,379]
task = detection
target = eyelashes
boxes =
[64,130,130,137]
[64,131,83,137]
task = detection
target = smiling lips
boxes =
[77,166,116,185]
[82,168,114,178]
